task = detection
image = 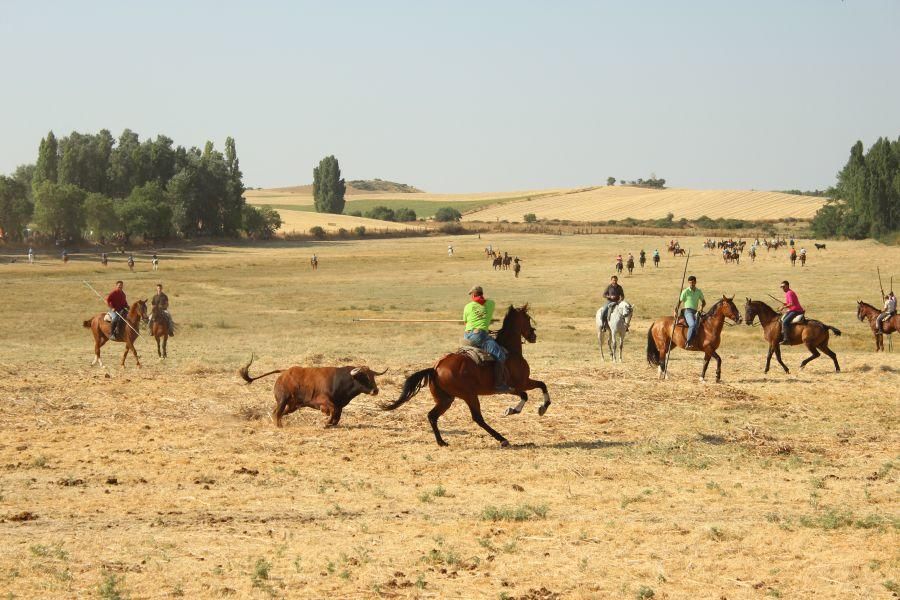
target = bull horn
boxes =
[372,368,388,375]
[350,367,362,376]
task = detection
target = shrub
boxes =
[365,205,396,221]
[353,226,366,236]
[523,213,537,223]
[309,226,327,239]
[394,207,417,222]
[434,207,462,222]
[347,210,363,217]
[439,222,465,234]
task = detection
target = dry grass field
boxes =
[1,234,898,599]
[463,187,826,223]
[269,210,425,235]
[243,188,564,208]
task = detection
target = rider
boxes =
[106,280,129,340]
[679,275,706,349]
[627,252,634,265]
[876,291,897,334]
[615,254,623,270]
[779,280,804,344]
[653,248,660,261]
[599,275,625,332]
[463,285,509,391]
[150,283,174,336]
[639,249,646,263]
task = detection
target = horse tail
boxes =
[382,368,434,410]
[826,325,842,337]
[238,355,282,384]
[83,319,93,328]
[646,325,661,366]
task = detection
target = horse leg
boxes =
[163,335,168,359]
[799,345,820,370]
[156,336,162,358]
[463,396,509,447]
[131,342,141,368]
[505,392,528,416]
[773,344,790,373]
[712,351,722,382]
[700,352,712,382]
[618,331,626,362]
[820,344,840,372]
[598,328,606,361]
[427,381,454,447]
[764,346,774,373]
[519,378,551,415]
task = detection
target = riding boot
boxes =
[493,361,510,392]
[780,329,789,344]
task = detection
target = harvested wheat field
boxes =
[269,210,425,235]
[464,187,827,223]
[1,234,898,599]
[243,188,563,208]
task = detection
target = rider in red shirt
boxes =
[779,280,804,344]
[106,281,128,339]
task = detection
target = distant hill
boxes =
[268,179,423,195]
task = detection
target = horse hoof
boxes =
[499,440,510,448]
[437,440,449,447]
[538,400,551,416]
[504,407,520,417]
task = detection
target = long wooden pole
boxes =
[662,250,690,376]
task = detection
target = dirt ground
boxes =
[1,234,897,599]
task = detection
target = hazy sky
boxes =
[1,1,898,192]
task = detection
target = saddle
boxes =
[787,314,807,325]
[455,338,495,365]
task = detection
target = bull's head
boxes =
[350,367,387,396]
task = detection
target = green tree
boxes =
[241,205,282,239]
[116,182,172,242]
[0,176,33,241]
[82,193,120,239]
[365,205,396,221]
[394,207,417,222]
[58,131,113,193]
[434,206,462,222]
[523,213,537,223]
[33,131,59,187]
[33,182,86,240]
[607,177,616,186]
[313,155,346,214]
[222,137,245,235]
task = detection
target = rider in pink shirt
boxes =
[780,280,804,343]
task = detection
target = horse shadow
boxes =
[509,439,633,451]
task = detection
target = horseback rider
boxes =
[778,280,804,344]
[106,280,128,340]
[678,275,706,349]
[599,275,625,332]
[463,285,509,391]
[876,291,897,334]
[615,254,623,271]
[150,283,175,336]
[639,249,646,262]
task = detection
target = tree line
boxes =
[0,129,282,244]
[811,136,900,239]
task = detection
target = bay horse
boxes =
[857,300,898,352]
[150,305,174,359]
[82,299,148,368]
[615,260,624,275]
[626,256,635,274]
[383,305,549,447]
[744,299,841,372]
[799,253,807,267]
[492,255,503,270]
[673,247,686,257]
[646,296,742,382]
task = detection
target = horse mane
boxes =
[858,300,878,311]
[498,304,530,339]
[706,298,723,315]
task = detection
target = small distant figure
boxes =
[513,256,521,278]
[799,247,807,267]
[27,247,34,264]
[101,252,108,267]
[62,249,69,264]
[151,253,159,271]
[310,254,318,270]
[448,245,454,257]
[653,249,660,268]
[639,249,646,268]
[626,253,635,275]
[127,254,135,272]
[614,254,624,275]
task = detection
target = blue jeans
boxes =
[600,300,617,328]
[782,311,802,339]
[464,330,507,362]
[684,308,699,344]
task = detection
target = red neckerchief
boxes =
[472,295,486,305]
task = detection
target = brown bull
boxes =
[239,356,386,427]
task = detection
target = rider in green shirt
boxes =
[463,285,509,391]
[678,275,706,349]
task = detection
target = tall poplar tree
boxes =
[33,131,59,188]
[313,155,346,214]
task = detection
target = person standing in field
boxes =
[678,275,706,349]
[463,285,509,391]
[448,245,454,257]
[151,253,159,271]
[27,247,34,264]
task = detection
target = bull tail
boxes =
[382,368,434,410]
[646,325,661,366]
[239,355,283,384]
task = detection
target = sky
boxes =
[1,1,898,193]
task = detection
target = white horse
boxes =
[596,300,634,362]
